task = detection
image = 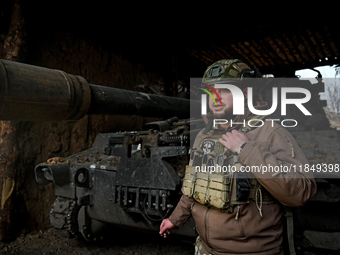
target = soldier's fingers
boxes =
[230,130,241,137]
[224,132,231,137]
[222,134,228,141]
[231,129,240,134]
[232,129,248,139]
[226,131,237,139]
[219,138,228,147]
[159,226,165,234]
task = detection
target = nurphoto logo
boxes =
[197,82,312,128]
[201,84,311,116]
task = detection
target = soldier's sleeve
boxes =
[169,195,194,227]
[238,123,317,207]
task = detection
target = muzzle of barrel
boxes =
[0,59,91,121]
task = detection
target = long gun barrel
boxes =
[0,59,196,121]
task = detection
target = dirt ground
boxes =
[0,227,194,255]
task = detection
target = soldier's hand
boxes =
[159,218,175,238]
[219,129,249,154]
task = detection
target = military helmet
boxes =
[202,59,260,86]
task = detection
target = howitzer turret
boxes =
[0,59,199,241]
[0,59,199,121]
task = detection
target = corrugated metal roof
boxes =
[189,23,340,76]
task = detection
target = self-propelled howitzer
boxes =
[2,60,340,254]
[0,59,199,240]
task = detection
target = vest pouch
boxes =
[192,171,233,209]
[191,153,215,205]
[192,152,232,209]
[182,149,205,198]
[193,178,209,204]
[208,171,232,209]
[236,171,251,201]
[181,165,197,197]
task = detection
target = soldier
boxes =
[159,59,317,255]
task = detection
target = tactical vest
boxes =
[182,116,275,213]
